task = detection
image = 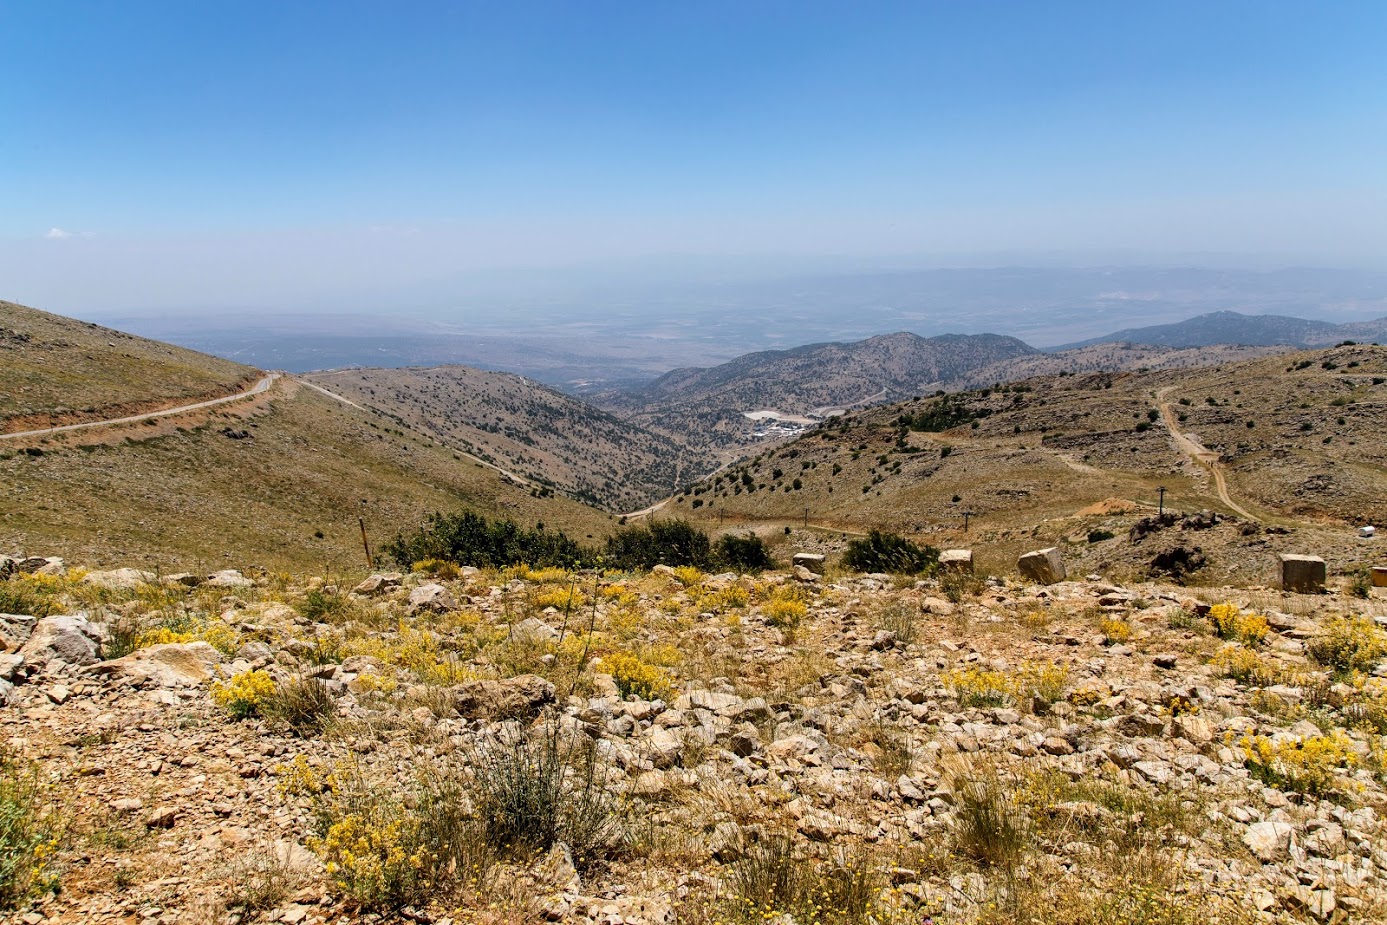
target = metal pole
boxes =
[1158,486,1167,517]
[963,510,973,532]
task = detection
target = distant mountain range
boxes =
[1057,310,1387,351]
[595,332,1037,449]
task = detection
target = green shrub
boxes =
[1087,528,1115,543]
[297,588,349,621]
[842,531,939,575]
[383,511,588,569]
[714,533,774,573]
[604,520,712,571]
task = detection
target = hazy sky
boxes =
[2,1,1385,315]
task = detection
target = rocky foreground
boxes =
[1,554,1386,924]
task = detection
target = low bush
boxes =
[1239,730,1359,797]
[0,749,60,909]
[949,766,1029,870]
[605,520,713,571]
[1207,603,1268,646]
[265,675,335,736]
[601,651,672,701]
[383,511,588,570]
[842,531,939,575]
[714,533,774,573]
[211,670,277,719]
[723,837,882,925]
[0,578,59,619]
[1308,614,1387,674]
[466,722,624,867]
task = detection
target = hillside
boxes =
[1059,309,1387,351]
[303,366,718,511]
[599,332,1037,450]
[0,379,613,571]
[0,304,613,569]
[948,341,1286,390]
[1,299,259,433]
[666,343,1387,585]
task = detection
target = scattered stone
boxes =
[354,573,403,595]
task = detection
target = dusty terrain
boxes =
[2,551,1386,925]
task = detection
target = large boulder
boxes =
[354,573,403,596]
[1280,555,1326,593]
[791,553,826,575]
[453,674,555,720]
[19,614,102,667]
[82,568,156,590]
[1018,547,1066,585]
[89,642,223,688]
[1373,566,1387,589]
[1243,820,1295,863]
[939,549,974,573]
[0,614,37,652]
[408,583,457,614]
[205,569,255,589]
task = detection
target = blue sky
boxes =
[2,1,1384,312]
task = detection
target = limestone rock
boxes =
[205,569,255,589]
[19,613,102,667]
[408,582,457,613]
[1018,547,1066,585]
[791,553,826,574]
[1243,820,1294,862]
[82,568,156,591]
[452,674,554,720]
[1280,554,1326,593]
[939,549,974,573]
[90,642,223,688]
[354,573,403,596]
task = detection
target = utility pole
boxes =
[963,510,973,532]
[803,507,809,529]
[1157,486,1167,517]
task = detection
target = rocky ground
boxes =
[2,552,1386,925]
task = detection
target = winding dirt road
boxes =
[1,374,281,441]
[1155,386,1260,522]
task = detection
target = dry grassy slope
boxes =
[1138,343,1387,525]
[0,381,614,571]
[1,300,258,431]
[668,345,1387,583]
[305,366,717,512]
[598,332,1037,449]
[949,342,1287,391]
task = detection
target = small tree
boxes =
[715,533,775,573]
[842,531,939,574]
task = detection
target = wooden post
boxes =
[358,516,373,569]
